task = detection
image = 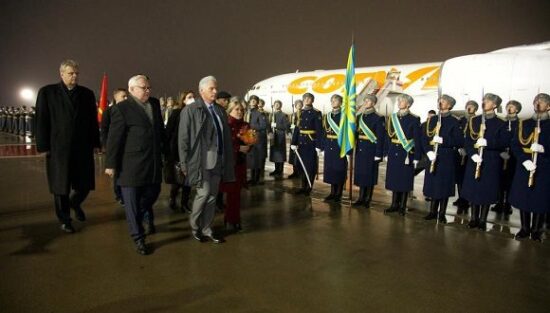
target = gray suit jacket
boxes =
[178,98,235,186]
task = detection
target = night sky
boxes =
[1,0,549,107]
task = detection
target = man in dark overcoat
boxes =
[35,59,100,233]
[105,75,165,255]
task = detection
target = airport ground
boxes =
[0,132,549,313]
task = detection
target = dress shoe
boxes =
[182,203,192,213]
[424,212,438,220]
[384,207,399,214]
[204,234,225,244]
[288,173,299,179]
[115,197,125,206]
[438,215,447,224]
[135,240,149,255]
[352,199,364,206]
[333,196,342,203]
[324,194,335,201]
[73,206,86,222]
[467,220,479,229]
[146,224,156,235]
[192,232,205,242]
[477,222,487,231]
[514,229,530,240]
[531,232,543,242]
[169,198,177,211]
[269,171,277,176]
[60,223,75,233]
[363,201,371,209]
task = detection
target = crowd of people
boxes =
[8,59,549,256]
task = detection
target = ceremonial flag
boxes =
[97,73,108,123]
[338,43,357,157]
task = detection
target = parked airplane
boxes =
[246,42,550,121]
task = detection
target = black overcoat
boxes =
[35,83,100,195]
[105,97,165,187]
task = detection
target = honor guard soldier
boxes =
[290,93,324,195]
[509,93,550,242]
[269,100,290,177]
[353,94,385,208]
[288,100,303,178]
[421,95,464,223]
[462,93,511,231]
[384,94,422,215]
[0,107,6,131]
[321,94,348,202]
[492,100,521,215]
[246,95,267,184]
[454,100,479,214]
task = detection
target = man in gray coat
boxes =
[178,76,235,243]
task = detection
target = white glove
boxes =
[471,154,482,163]
[315,148,322,154]
[499,151,510,160]
[427,151,436,161]
[413,160,419,167]
[476,138,487,147]
[433,135,443,144]
[458,148,467,157]
[530,143,545,153]
[290,125,295,130]
[271,122,277,128]
[267,133,274,140]
[346,155,350,162]
[522,160,536,171]
[290,145,298,151]
[383,156,388,162]
[374,156,381,161]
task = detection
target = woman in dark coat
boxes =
[220,99,251,231]
[164,90,194,212]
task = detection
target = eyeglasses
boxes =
[136,86,152,91]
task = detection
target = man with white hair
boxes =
[105,74,165,255]
[178,76,235,244]
[35,59,100,234]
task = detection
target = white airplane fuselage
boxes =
[246,42,550,122]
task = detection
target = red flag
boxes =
[97,73,108,122]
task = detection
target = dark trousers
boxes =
[53,189,89,224]
[114,183,123,201]
[121,184,161,242]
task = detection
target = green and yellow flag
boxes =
[338,43,357,157]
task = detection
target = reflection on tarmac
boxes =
[0,132,548,313]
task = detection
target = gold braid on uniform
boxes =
[323,114,330,132]
[386,116,395,138]
[425,116,437,137]
[518,119,535,146]
[463,118,469,136]
[469,116,481,140]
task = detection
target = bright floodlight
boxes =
[20,88,34,101]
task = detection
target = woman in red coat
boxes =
[220,99,252,231]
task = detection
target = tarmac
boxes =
[0,132,549,313]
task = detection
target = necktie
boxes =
[208,105,223,155]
